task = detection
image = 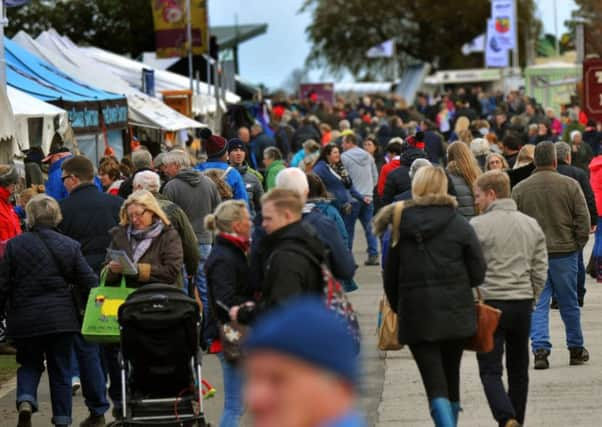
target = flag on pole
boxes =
[151,0,208,58]
[491,0,516,49]
[366,40,394,58]
[461,34,485,55]
[486,19,509,67]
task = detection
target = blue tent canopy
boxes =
[4,37,128,133]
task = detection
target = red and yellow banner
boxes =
[151,0,208,58]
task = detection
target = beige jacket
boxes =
[470,199,548,301]
[512,168,590,254]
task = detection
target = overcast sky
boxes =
[208,0,578,89]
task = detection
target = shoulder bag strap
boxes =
[222,166,233,179]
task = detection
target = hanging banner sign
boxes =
[491,0,516,49]
[486,19,509,68]
[151,0,208,58]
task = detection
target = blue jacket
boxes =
[45,156,71,201]
[290,149,306,167]
[196,160,250,205]
[310,200,358,292]
[0,227,97,338]
[249,133,276,171]
[312,160,362,211]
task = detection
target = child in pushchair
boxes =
[116,284,209,426]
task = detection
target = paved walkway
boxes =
[1,234,601,426]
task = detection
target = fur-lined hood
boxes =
[373,194,457,237]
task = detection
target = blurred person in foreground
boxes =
[470,171,547,427]
[243,296,365,427]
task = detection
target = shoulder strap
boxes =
[391,201,405,248]
[222,166,233,179]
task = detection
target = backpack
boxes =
[203,167,234,200]
[270,245,361,353]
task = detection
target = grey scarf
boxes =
[127,220,164,264]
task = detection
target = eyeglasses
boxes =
[61,175,74,182]
[128,209,149,220]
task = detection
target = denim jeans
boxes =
[103,344,122,411]
[216,352,243,427]
[16,333,75,426]
[577,250,586,301]
[531,252,584,351]
[343,201,378,257]
[196,243,213,319]
[73,333,110,416]
[478,300,532,426]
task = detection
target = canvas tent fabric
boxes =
[78,44,241,114]
[14,30,204,131]
[3,36,128,134]
[0,85,16,143]
[7,85,68,153]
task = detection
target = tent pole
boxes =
[0,0,7,88]
[186,0,193,92]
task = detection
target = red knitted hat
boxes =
[205,134,228,159]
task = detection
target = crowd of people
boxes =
[0,85,600,427]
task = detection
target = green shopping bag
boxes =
[81,271,135,343]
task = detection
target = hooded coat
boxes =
[341,146,378,197]
[383,194,486,345]
[258,221,326,308]
[162,169,221,244]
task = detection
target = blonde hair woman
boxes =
[485,153,509,171]
[204,200,253,427]
[106,190,183,288]
[447,142,482,219]
[381,166,486,425]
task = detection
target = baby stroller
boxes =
[117,284,208,426]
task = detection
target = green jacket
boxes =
[512,168,590,254]
[155,193,200,275]
[265,160,286,191]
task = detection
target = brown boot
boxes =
[504,419,521,427]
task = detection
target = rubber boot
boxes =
[450,401,462,426]
[430,397,455,427]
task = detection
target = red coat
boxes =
[377,157,401,196]
[590,156,602,217]
[0,187,21,242]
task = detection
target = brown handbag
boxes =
[465,289,502,353]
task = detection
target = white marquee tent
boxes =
[7,85,68,154]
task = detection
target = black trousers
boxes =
[409,339,464,402]
[477,299,532,427]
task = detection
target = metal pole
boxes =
[553,0,560,56]
[512,0,519,73]
[0,0,7,88]
[205,2,211,95]
[186,0,193,92]
[575,18,586,64]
